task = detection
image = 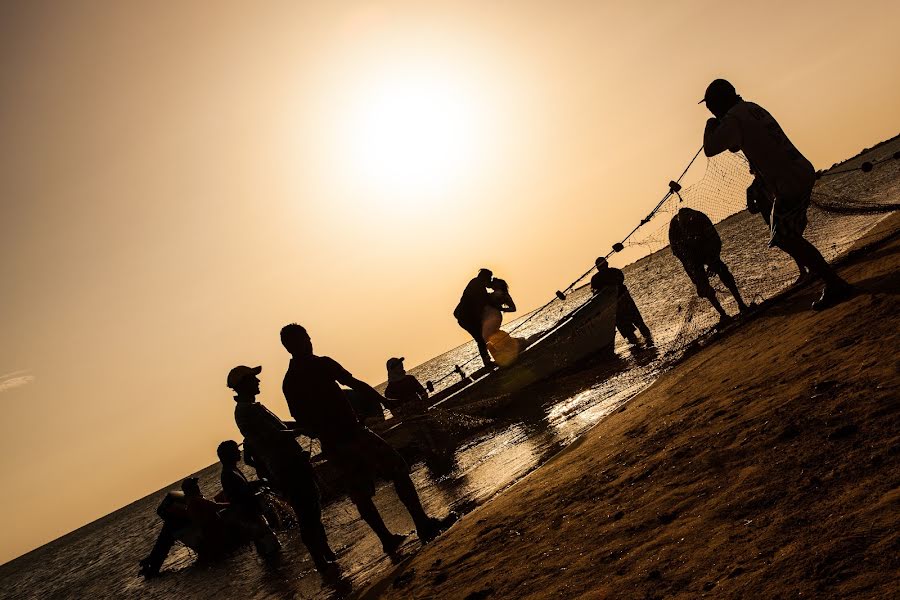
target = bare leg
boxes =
[349,492,400,548]
[777,236,845,287]
[711,260,748,311]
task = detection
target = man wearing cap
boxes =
[280,324,456,553]
[227,364,336,573]
[590,257,652,345]
[384,357,429,416]
[384,356,453,468]
[453,268,494,367]
[700,78,853,310]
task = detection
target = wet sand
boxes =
[364,213,900,599]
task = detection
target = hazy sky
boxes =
[2,0,898,564]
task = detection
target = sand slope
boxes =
[367,215,900,599]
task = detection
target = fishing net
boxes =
[411,135,900,395]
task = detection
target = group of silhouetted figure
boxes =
[139,79,857,581]
[140,325,457,579]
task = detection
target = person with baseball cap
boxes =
[227,364,336,574]
[384,356,454,471]
[280,324,457,554]
[700,78,854,310]
[590,256,652,345]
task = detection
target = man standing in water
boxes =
[280,324,456,554]
[590,257,652,345]
[453,268,494,367]
[700,78,853,310]
[227,365,337,573]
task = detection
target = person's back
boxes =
[283,354,362,447]
[590,267,625,296]
[234,401,308,474]
[668,207,720,264]
[705,99,814,198]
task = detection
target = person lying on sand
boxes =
[591,256,652,345]
[281,324,457,555]
[669,206,749,326]
[701,78,854,310]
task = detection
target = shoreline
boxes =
[361,212,900,599]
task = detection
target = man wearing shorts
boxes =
[280,324,456,554]
[746,175,810,285]
[669,207,749,323]
[701,78,853,310]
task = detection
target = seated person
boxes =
[139,486,192,577]
[217,440,281,558]
[668,207,748,324]
[590,257,652,344]
[138,477,232,577]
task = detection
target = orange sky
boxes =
[1,0,898,564]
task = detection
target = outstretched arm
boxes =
[333,364,388,408]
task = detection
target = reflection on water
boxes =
[2,149,894,597]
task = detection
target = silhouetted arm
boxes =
[703,116,741,157]
[502,293,517,312]
[332,361,388,409]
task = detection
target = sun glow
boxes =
[334,69,488,201]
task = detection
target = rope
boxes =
[433,145,705,384]
[429,143,896,388]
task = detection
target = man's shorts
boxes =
[324,428,409,498]
[769,189,810,246]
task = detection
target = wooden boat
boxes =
[372,286,618,449]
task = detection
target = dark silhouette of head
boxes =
[281,323,313,357]
[217,440,241,465]
[386,356,405,375]
[181,477,201,497]
[491,278,509,293]
[477,268,493,284]
[227,365,261,400]
[701,79,740,118]
[595,256,609,270]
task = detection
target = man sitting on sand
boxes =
[668,207,749,325]
[453,268,494,367]
[217,440,281,558]
[281,324,457,554]
[227,365,337,574]
[590,257,652,345]
[701,78,853,310]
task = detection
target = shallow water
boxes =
[1,145,896,599]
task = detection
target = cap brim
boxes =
[698,98,706,104]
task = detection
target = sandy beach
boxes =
[364,212,900,599]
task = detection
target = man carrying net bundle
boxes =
[590,257,652,345]
[669,206,749,325]
[700,78,854,311]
